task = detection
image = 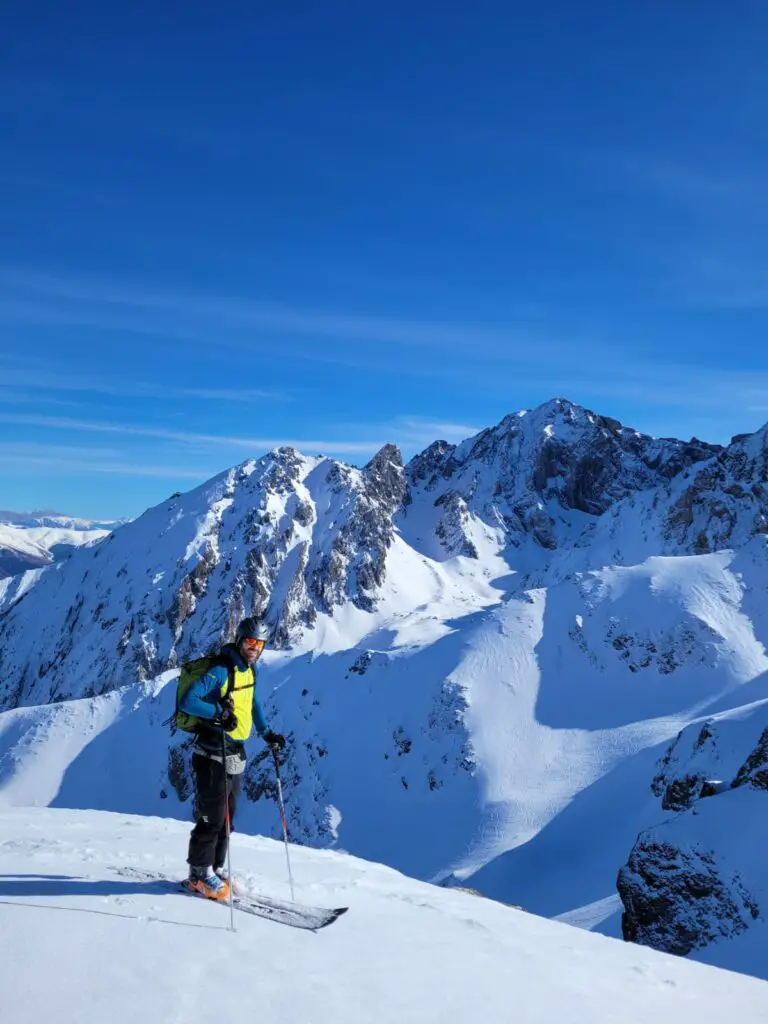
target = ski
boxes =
[179,876,348,933]
[110,866,346,931]
[180,879,347,930]
[232,893,347,930]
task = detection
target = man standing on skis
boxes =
[179,616,285,901]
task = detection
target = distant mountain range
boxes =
[0,509,126,581]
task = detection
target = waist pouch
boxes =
[225,752,247,776]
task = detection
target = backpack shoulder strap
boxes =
[220,663,235,701]
[225,664,257,695]
[207,648,240,702]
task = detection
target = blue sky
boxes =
[3,2,768,518]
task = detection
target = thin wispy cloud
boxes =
[615,155,761,210]
[587,150,768,309]
[0,387,83,408]
[584,148,768,217]
[0,365,288,403]
[0,453,217,479]
[672,254,768,310]
[4,358,765,459]
[529,371,768,412]
[0,442,121,458]
[0,440,216,480]
[0,411,386,456]
[180,386,287,401]
[0,409,488,462]
[0,295,213,346]
[387,416,481,446]
[0,267,554,358]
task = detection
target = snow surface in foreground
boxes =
[0,808,766,1024]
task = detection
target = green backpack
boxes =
[173,653,231,733]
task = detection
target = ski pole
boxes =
[221,724,236,933]
[272,746,295,901]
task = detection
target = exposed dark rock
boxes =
[407,440,457,491]
[617,837,760,955]
[167,741,193,803]
[732,727,768,792]
[661,428,768,550]
[651,723,716,810]
[167,544,217,642]
[434,493,479,557]
[349,651,373,676]
[309,446,407,613]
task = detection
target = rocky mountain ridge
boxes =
[0,397,728,709]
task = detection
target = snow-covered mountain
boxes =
[404,398,718,562]
[3,398,768,979]
[0,509,119,580]
[559,424,768,571]
[0,399,719,703]
[0,508,124,531]
[4,807,766,1024]
[0,523,52,578]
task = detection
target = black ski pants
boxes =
[187,753,242,871]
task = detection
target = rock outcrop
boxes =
[618,707,768,958]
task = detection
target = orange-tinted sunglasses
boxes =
[241,637,267,653]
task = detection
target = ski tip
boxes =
[304,906,349,931]
[317,907,349,928]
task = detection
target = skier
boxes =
[179,616,285,901]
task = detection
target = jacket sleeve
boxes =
[252,685,268,736]
[179,665,228,720]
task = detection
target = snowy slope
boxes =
[21,523,112,556]
[0,807,766,1024]
[447,542,768,914]
[0,565,45,611]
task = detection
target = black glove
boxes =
[214,705,238,732]
[263,730,285,750]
